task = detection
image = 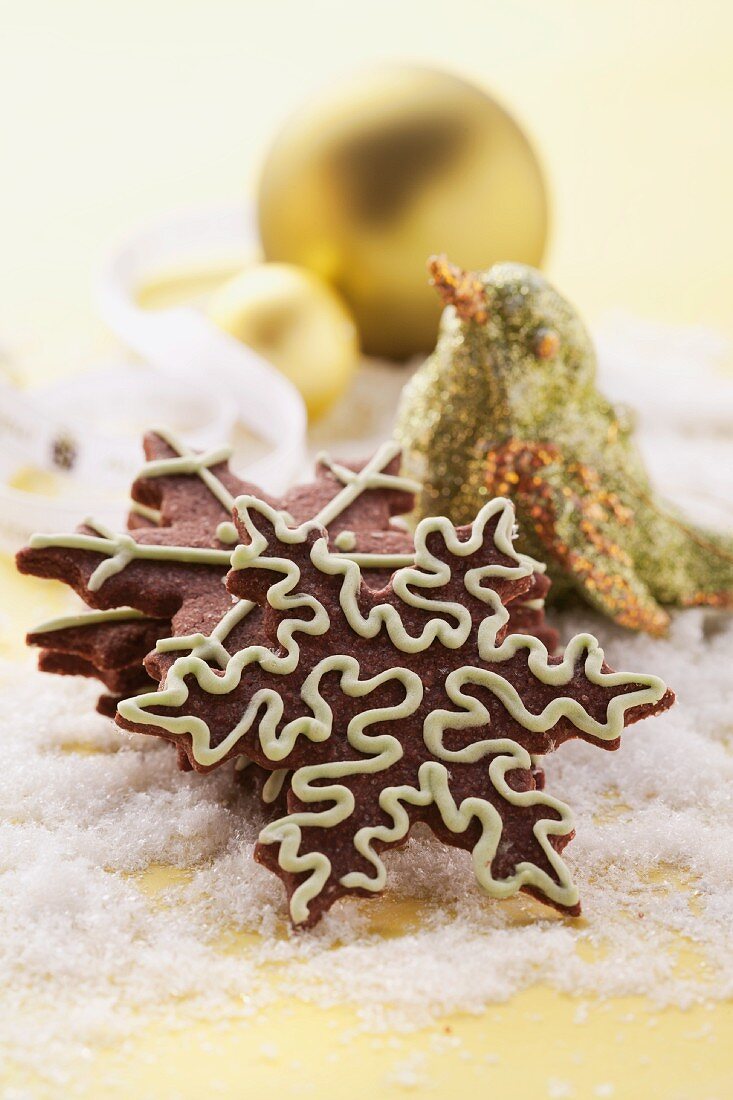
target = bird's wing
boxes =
[484,439,670,635]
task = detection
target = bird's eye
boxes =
[533,327,560,359]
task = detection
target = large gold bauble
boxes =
[207,262,359,420]
[257,65,548,359]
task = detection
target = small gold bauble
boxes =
[257,65,548,359]
[207,262,359,419]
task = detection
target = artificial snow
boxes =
[0,604,732,1077]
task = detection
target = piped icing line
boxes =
[261,768,289,804]
[155,597,257,669]
[119,644,416,773]
[311,441,418,529]
[231,498,522,655]
[31,607,153,633]
[306,498,537,653]
[128,501,162,525]
[478,629,667,738]
[344,748,576,905]
[28,520,232,591]
[260,736,578,924]
[422,660,665,760]
[450,588,669,738]
[334,551,416,569]
[26,428,241,632]
[258,658,423,922]
[139,427,236,513]
[140,433,418,664]
[118,517,331,765]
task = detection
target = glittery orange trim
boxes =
[485,440,670,635]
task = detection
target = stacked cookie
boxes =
[18,431,673,926]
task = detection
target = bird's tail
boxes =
[676,522,733,610]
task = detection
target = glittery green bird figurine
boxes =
[396,257,733,635]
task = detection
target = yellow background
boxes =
[1,1,732,1096]
[2,0,733,381]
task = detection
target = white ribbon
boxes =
[0,204,307,553]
